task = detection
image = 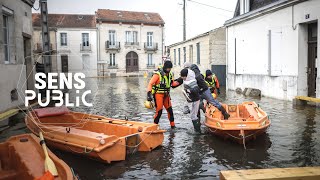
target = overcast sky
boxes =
[33,0,237,45]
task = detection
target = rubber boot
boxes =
[192,119,201,133]
[219,106,230,120]
[199,102,205,113]
[183,105,190,114]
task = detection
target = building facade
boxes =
[168,27,227,85]
[32,14,98,77]
[225,0,320,100]
[0,0,35,112]
[96,9,165,76]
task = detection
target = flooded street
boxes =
[1,77,320,180]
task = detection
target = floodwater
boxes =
[1,77,320,180]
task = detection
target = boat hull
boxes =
[0,134,75,180]
[204,102,271,144]
[25,107,165,163]
[206,126,269,144]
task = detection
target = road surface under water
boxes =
[1,77,320,179]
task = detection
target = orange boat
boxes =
[25,106,165,163]
[0,134,75,180]
[204,102,271,144]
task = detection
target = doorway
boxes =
[24,36,34,91]
[307,23,317,97]
[82,54,90,70]
[61,55,68,73]
[126,51,139,72]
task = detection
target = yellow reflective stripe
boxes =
[152,71,172,93]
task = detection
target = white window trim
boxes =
[110,53,116,66]
[148,53,153,65]
[2,6,13,16]
[60,33,68,46]
[147,32,153,47]
[82,33,90,47]
[109,30,116,46]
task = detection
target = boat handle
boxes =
[144,130,166,134]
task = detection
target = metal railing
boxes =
[125,41,139,46]
[147,64,155,68]
[105,41,121,50]
[108,64,118,69]
[34,43,55,53]
[80,43,92,51]
[144,42,158,51]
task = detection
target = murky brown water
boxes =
[1,77,320,180]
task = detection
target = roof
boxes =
[168,27,225,48]
[233,0,280,17]
[225,0,306,26]
[32,14,96,28]
[96,9,164,26]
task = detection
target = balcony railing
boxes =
[125,41,139,46]
[80,44,92,52]
[34,43,55,53]
[108,64,118,69]
[147,64,155,68]
[105,41,121,51]
[144,42,158,51]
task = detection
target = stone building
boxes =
[167,27,227,85]
[0,0,36,112]
[96,9,165,76]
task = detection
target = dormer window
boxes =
[240,0,250,15]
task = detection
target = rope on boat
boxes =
[208,127,264,150]
[66,144,95,154]
[117,130,155,149]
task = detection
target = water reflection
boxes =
[0,77,319,179]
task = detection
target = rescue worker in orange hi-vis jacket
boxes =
[147,61,180,129]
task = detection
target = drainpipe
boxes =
[97,20,101,76]
[162,25,164,60]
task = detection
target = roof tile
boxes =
[96,9,164,25]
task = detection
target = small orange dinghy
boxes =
[25,106,165,163]
[0,134,74,180]
[204,102,270,144]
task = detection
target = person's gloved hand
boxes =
[217,88,220,95]
[147,91,153,101]
[174,77,183,85]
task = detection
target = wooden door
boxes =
[61,55,68,73]
[307,23,317,97]
[126,51,139,72]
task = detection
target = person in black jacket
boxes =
[185,63,230,120]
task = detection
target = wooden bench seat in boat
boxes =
[43,125,120,149]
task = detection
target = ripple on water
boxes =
[0,77,319,179]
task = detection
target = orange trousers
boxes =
[153,93,175,126]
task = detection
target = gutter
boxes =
[224,0,308,27]
[96,18,164,26]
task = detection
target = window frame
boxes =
[148,53,153,65]
[178,48,181,65]
[60,33,68,46]
[3,14,9,63]
[196,43,200,65]
[174,49,176,65]
[147,32,153,47]
[109,30,116,46]
[82,33,89,47]
[109,53,116,66]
